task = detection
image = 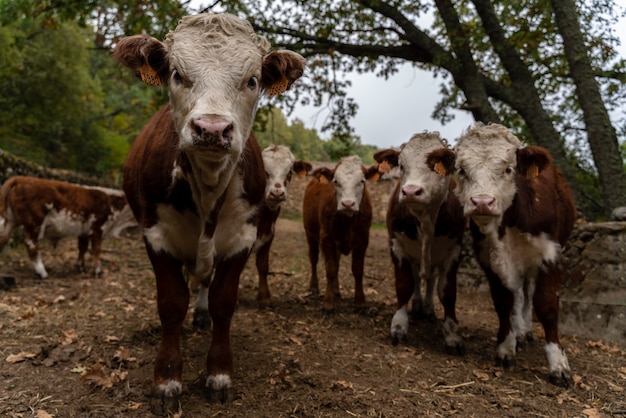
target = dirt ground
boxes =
[1,218,625,418]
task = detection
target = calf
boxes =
[0,176,135,278]
[374,132,465,354]
[114,12,304,414]
[255,145,311,307]
[454,123,576,387]
[303,156,378,311]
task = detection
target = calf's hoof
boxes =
[150,384,182,416]
[149,395,181,416]
[516,332,534,351]
[549,370,573,388]
[257,299,272,310]
[495,355,516,370]
[445,341,466,356]
[390,329,407,346]
[192,308,211,330]
[206,374,235,403]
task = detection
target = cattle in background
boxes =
[303,156,379,312]
[114,13,304,414]
[256,145,311,307]
[0,176,135,279]
[454,123,576,387]
[374,132,465,355]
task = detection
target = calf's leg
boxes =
[77,236,89,272]
[390,252,413,345]
[255,235,273,308]
[485,267,516,368]
[146,245,188,416]
[438,259,464,355]
[534,268,572,388]
[305,229,320,295]
[205,249,249,402]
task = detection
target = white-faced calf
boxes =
[454,123,576,387]
[374,132,465,355]
[114,13,304,414]
[303,156,379,311]
[256,145,311,307]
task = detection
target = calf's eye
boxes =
[172,69,183,84]
[247,76,258,90]
[505,166,513,175]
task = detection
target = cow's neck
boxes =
[183,151,237,222]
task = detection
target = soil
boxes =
[1,218,624,418]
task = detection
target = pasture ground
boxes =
[1,218,624,417]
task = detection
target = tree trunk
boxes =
[550,0,626,217]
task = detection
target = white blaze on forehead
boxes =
[333,155,366,210]
[164,14,271,153]
[454,124,522,216]
[262,145,296,197]
[398,132,450,206]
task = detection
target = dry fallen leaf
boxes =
[36,410,54,418]
[113,346,137,363]
[6,351,37,363]
[582,408,600,418]
[80,363,126,389]
[60,329,78,345]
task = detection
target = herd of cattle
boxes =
[0,12,578,416]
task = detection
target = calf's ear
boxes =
[426,148,455,177]
[517,146,552,179]
[363,165,382,182]
[114,35,169,86]
[262,50,305,96]
[293,160,313,177]
[312,167,334,184]
[373,149,399,175]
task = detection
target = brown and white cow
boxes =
[256,145,311,307]
[303,156,378,312]
[0,175,135,278]
[114,13,304,414]
[190,144,311,323]
[454,123,576,387]
[374,132,466,354]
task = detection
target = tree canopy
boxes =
[210,0,626,218]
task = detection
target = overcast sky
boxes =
[287,16,626,150]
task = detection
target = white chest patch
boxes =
[479,227,560,290]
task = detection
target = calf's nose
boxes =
[341,200,356,210]
[470,195,496,215]
[191,117,234,149]
[270,189,285,200]
[401,185,424,202]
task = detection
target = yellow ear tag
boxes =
[378,160,391,174]
[433,162,447,177]
[526,163,539,179]
[268,76,289,96]
[139,64,161,86]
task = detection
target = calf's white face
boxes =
[333,156,366,215]
[262,145,296,210]
[397,134,451,210]
[454,124,522,223]
[165,14,270,160]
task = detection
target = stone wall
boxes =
[0,149,114,188]
[285,173,626,346]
